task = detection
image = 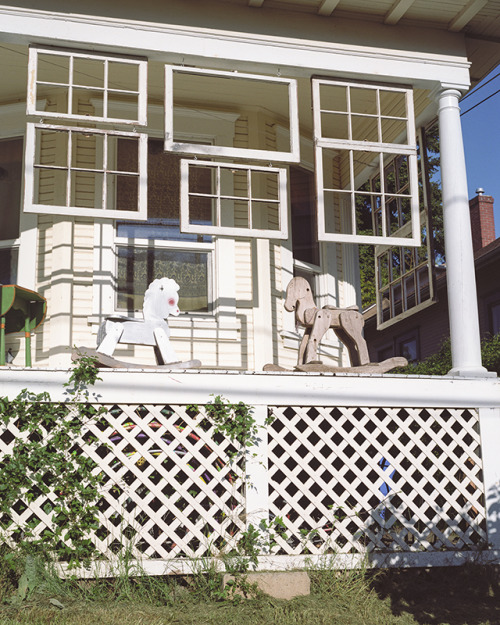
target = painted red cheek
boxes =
[168,298,176,306]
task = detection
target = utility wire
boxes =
[461,87,500,116]
[461,70,500,102]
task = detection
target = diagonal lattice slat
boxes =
[267,406,486,555]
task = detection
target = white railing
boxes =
[1,368,500,576]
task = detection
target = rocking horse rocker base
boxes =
[263,357,408,374]
[73,346,201,370]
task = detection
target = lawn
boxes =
[0,564,499,625]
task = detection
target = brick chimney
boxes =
[469,190,495,254]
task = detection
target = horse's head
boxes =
[284,276,314,312]
[143,278,180,320]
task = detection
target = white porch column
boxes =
[437,88,490,377]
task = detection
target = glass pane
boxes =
[107,93,139,121]
[148,144,180,220]
[72,132,104,170]
[381,118,407,144]
[36,128,68,167]
[116,246,209,313]
[35,85,69,114]
[172,70,290,152]
[390,248,401,280]
[73,57,104,88]
[109,173,138,211]
[350,87,377,115]
[34,168,68,205]
[324,191,351,235]
[379,90,406,118]
[252,201,280,230]
[189,196,215,226]
[72,170,104,209]
[221,198,248,228]
[71,88,103,116]
[319,84,347,112]
[116,219,211,243]
[220,167,248,198]
[320,112,348,140]
[351,115,379,143]
[108,61,139,93]
[251,170,279,201]
[322,148,349,190]
[378,253,390,288]
[37,53,69,84]
[0,248,18,284]
[355,194,374,236]
[112,136,139,173]
[290,165,319,266]
[0,138,23,241]
[189,165,216,195]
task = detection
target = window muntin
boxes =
[24,123,147,219]
[180,160,288,239]
[312,78,420,246]
[28,47,147,125]
[165,66,300,162]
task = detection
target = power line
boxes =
[461,70,500,102]
[461,87,500,116]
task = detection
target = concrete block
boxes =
[223,571,310,600]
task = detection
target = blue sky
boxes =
[461,69,500,236]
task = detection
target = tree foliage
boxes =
[395,334,500,376]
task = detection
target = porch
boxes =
[1,367,499,577]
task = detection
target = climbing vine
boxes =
[0,354,103,568]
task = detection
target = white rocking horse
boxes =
[284,276,370,367]
[97,278,181,365]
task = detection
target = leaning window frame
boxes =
[374,127,436,330]
[312,78,421,247]
[180,159,289,240]
[23,122,148,220]
[27,47,148,126]
[164,65,300,163]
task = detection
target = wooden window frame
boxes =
[165,65,300,163]
[27,47,147,126]
[312,78,421,246]
[375,128,436,330]
[180,159,289,239]
[24,122,148,220]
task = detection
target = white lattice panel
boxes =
[0,401,488,567]
[267,406,486,556]
[0,404,246,561]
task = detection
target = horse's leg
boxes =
[153,327,179,365]
[335,311,370,367]
[304,310,332,364]
[97,322,124,357]
[297,328,311,365]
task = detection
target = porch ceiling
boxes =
[226,0,500,83]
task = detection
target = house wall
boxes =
[0,1,475,369]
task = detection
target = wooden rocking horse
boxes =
[285,276,369,367]
[74,278,201,369]
[263,276,407,373]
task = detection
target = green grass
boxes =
[1,560,499,625]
